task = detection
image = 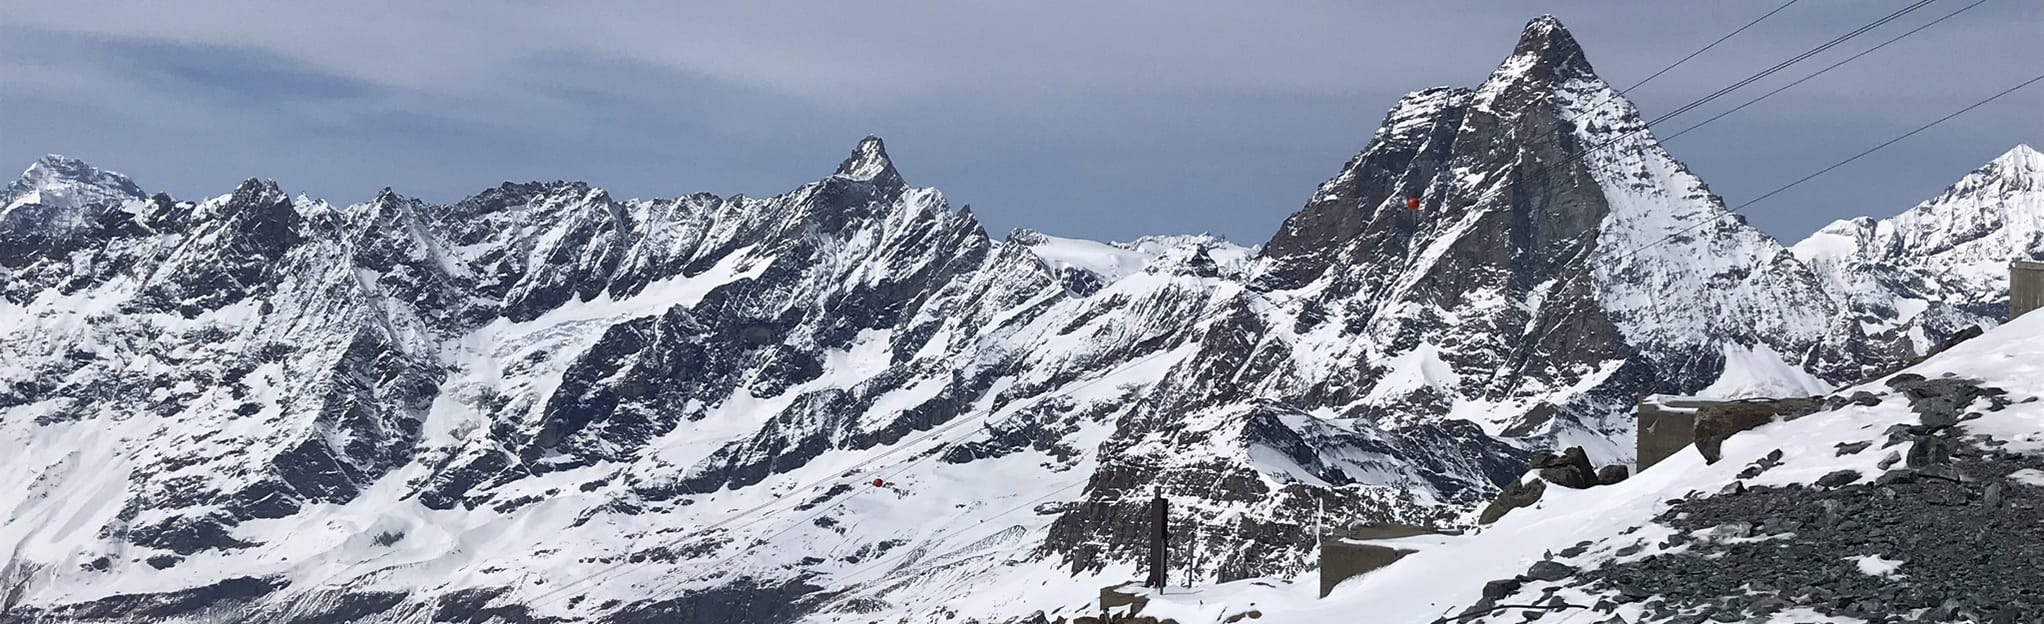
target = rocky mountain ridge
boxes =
[1793,143,2044,359]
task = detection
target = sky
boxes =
[2,1,2038,245]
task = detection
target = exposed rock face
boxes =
[1593,465,1628,485]
[1244,14,1851,452]
[0,154,149,266]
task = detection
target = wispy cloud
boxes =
[2,1,2038,242]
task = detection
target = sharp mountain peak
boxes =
[833,134,905,189]
[1502,14,1594,80]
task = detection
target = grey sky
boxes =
[2,1,2038,245]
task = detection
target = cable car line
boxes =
[1643,0,1939,128]
[1609,70,2044,263]
[1659,0,1990,145]
[1618,0,1805,96]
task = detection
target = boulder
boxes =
[1596,465,1630,485]
[1525,560,1577,581]
[1535,446,1599,489]
[1815,469,1862,488]
[1482,578,1523,600]
[1478,478,1547,524]
[1907,436,1956,468]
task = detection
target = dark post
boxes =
[1145,496,1168,588]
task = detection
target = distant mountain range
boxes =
[1,15,2036,624]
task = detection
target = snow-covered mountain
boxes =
[1248,14,1840,446]
[0,132,1517,623]
[0,15,1991,624]
[1793,144,2044,360]
[0,155,149,266]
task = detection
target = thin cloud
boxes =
[1,1,2036,243]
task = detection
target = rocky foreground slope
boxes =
[0,15,2037,624]
[1129,311,2044,623]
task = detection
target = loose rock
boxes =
[1595,465,1629,486]
[1482,578,1523,600]
[1534,447,1599,490]
[1816,470,1862,488]
[1525,560,1577,582]
[1480,478,1548,524]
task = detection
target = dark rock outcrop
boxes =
[1532,447,1598,489]
[1478,479,1547,525]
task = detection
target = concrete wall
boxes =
[1636,396,1823,471]
[1319,540,1416,598]
[1315,523,1443,597]
[2014,260,2044,321]
[1099,584,1148,615]
[1637,400,1700,472]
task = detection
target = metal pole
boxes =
[1145,496,1168,589]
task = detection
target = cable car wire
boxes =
[1659,0,1989,144]
[1620,0,1804,95]
[1609,70,2044,263]
[1644,0,1938,127]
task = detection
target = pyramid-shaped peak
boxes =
[1501,15,1592,78]
[833,135,904,188]
[1517,15,1578,50]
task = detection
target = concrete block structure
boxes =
[1317,523,1442,598]
[1636,395,1822,471]
[1637,396,1703,472]
[2014,260,2044,321]
[1099,584,1148,615]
